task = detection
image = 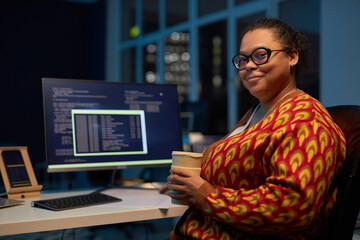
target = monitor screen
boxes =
[42,78,183,172]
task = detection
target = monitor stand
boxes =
[107,169,165,191]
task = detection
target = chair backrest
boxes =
[316,105,360,239]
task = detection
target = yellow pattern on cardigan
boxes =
[175,92,346,240]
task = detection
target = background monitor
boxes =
[42,78,183,172]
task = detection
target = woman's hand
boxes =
[158,182,171,195]
[167,167,206,205]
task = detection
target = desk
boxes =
[0,188,188,236]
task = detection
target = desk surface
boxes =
[0,188,188,236]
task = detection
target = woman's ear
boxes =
[289,49,299,66]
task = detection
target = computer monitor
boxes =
[42,78,183,172]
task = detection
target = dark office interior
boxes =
[0,0,107,189]
[1,0,359,239]
[0,0,321,187]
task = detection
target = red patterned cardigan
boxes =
[173,91,346,240]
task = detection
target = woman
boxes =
[166,18,346,240]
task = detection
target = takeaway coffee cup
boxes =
[171,151,203,168]
[170,151,203,204]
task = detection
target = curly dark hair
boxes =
[241,18,310,81]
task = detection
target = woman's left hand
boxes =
[167,167,206,205]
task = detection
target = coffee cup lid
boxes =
[172,151,203,158]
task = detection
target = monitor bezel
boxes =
[42,77,182,173]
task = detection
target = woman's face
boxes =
[239,28,298,104]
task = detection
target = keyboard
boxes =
[31,192,122,211]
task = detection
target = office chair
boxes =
[313,105,360,240]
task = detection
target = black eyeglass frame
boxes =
[232,47,288,70]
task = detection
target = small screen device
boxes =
[0,147,42,199]
[1,150,31,188]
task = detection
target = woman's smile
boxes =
[246,75,263,82]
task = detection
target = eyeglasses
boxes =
[232,47,288,70]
